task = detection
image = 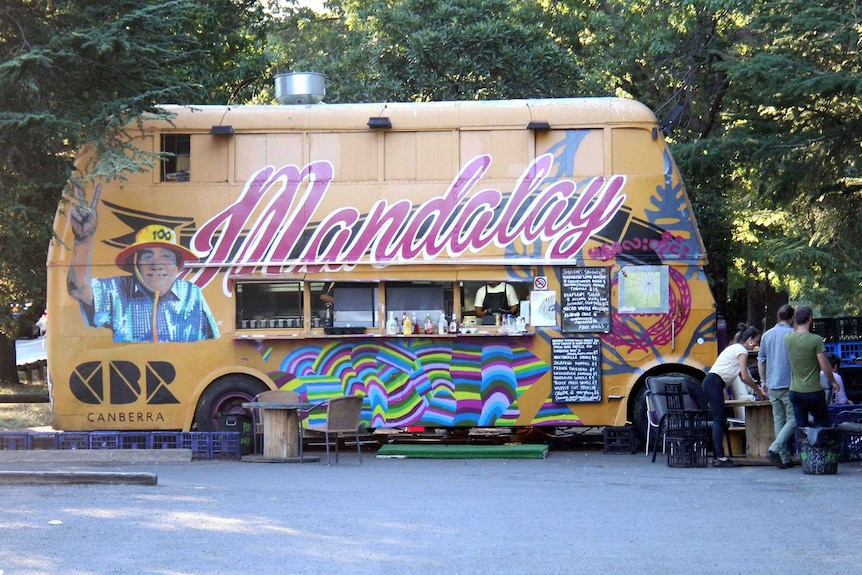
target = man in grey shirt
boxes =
[757,304,796,468]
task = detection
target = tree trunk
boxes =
[0,334,19,384]
[747,279,788,332]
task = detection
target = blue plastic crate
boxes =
[837,341,862,363]
[89,431,121,449]
[58,432,90,450]
[210,431,242,460]
[180,432,212,459]
[151,432,181,449]
[120,432,152,450]
[28,432,58,450]
[0,432,31,450]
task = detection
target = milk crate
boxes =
[837,317,862,341]
[210,431,242,460]
[57,432,90,450]
[120,432,152,450]
[842,369,862,404]
[29,432,58,450]
[603,426,636,454]
[89,431,121,449]
[812,318,838,342]
[841,431,862,463]
[0,432,31,450]
[665,411,709,440]
[179,432,212,459]
[151,432,181,449]
[667,437,708,468]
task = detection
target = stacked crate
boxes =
[816,317,862,404]
[663,382,709,468]
[0,431,241,460]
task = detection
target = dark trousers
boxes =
[702,372,728,459]
[789,390,830,429]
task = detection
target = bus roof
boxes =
[147,98,659,133]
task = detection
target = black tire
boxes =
[631,384,649,444]
[193,375,269,431]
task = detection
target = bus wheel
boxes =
[193,376,268,432]
[631,385,649,444]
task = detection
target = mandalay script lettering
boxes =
[188,153,627,293]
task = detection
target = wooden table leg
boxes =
[262,408,300,460]
[744,403,775,459]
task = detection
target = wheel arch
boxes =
[184,366,276,431]
[627,364,706,441]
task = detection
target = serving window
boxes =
[235,281,303,329]
[312,281,378,328]
[385,281,454,323]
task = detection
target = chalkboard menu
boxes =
[552,337,602,403]
[561,267,610,333]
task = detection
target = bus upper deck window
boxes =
[161,134,191,182]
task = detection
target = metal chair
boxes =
[304,395,364,465]
[251,389,300,456]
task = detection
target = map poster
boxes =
[618,265,669,314]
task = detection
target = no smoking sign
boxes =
[534,276,548,290]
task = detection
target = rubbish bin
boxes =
[799,427,842,475]
[217,410,253,455]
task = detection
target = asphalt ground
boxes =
[1,447,860,575]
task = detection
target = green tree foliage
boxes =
[270,0,861,320]
[0,0,273,381]
[274,0,582,102]
[719,0,862,314]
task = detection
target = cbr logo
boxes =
[70,361,180,405]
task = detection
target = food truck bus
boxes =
[46,97,719,439]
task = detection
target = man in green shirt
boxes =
[785,305,838,428]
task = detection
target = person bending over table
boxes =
[702,325,765,467]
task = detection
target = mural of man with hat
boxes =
[67,184,219,343]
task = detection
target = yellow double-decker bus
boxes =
[47,97,719,439]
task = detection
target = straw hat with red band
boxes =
[115,225,198,268]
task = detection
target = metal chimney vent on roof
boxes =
[274,72,326,105]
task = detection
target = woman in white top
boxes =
[821,353,852,405]
[701,325,766,467]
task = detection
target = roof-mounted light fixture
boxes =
[210,125,235,136]
[526,121,551,130]
[367,117,392,130]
